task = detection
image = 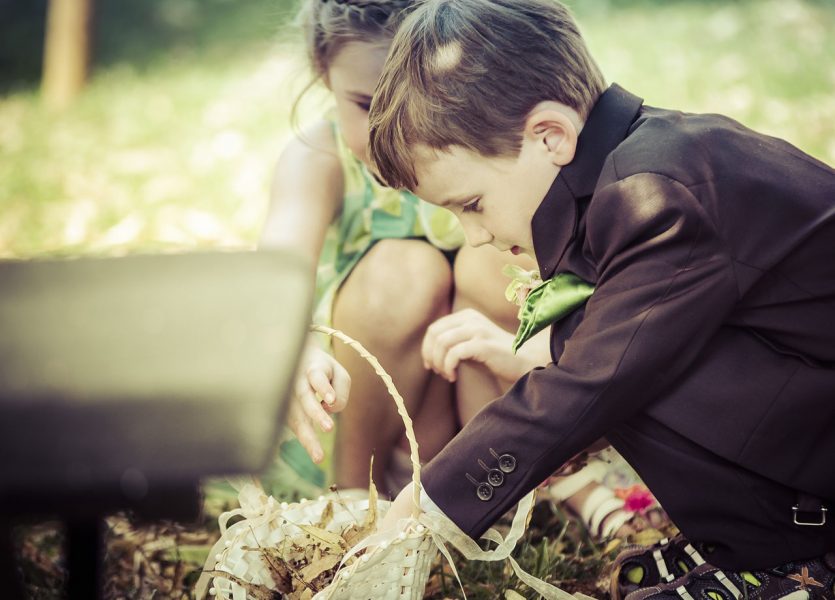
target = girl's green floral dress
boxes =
[312,121,464,347]
[276,120,464,491]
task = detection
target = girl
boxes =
[260,0,538,498]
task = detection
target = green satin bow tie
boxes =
[511,272,595,353]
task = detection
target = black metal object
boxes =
[0,250,313,598]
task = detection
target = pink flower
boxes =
[515,283,535,306]
[502,265,543,310]
[615,484,656,514]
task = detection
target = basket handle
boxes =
[310,325,422,521]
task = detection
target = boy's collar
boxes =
[532,84,644,279]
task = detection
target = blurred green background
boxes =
[1,0,834,258]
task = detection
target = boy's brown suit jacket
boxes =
[421,84,835,568]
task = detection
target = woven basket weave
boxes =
[198,325,437,600]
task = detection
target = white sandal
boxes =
[548,462,634,540]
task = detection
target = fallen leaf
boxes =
[260,547,294,594]
[294,524,346,551]
[203,569,279,600]
[299,553,341,583]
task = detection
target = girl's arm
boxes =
[259,120,348,461]
[259,119,344,262]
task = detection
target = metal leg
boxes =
[66,518,103,600]
[0,519,24,599]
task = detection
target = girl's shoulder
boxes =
[288,117,339,159]
[276,118,343,192]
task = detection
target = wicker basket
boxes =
[200,491,436,600]
[197,325,436,600]
[197,325,578,600]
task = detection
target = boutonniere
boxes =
[502,264,543,315]
[503,265,595,353]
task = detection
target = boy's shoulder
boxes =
[601,106,749,191]
[600,103,828,194]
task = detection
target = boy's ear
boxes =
[524,105,580,167]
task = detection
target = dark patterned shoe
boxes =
[611,535,708,600]
[624,553,835,600]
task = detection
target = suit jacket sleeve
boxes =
[420,173,740,538]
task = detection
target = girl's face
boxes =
[327,41,390,167]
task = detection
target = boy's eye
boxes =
[355,101,371,112]
[462,197,481,213]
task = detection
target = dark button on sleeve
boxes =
[487,469,504,487]
[476,483,493,501]
[498,454,516,473]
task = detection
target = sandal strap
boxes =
[579,485,619,524]
[588,495,628,538]
[599,507,634,539]
[547,460,608,501]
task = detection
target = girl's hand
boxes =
[287,344,351,463]
[422,308,541,384]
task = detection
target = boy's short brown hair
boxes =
[368,0,606,190]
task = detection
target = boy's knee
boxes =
[337,239,452,339]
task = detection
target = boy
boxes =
[367,0,835,598]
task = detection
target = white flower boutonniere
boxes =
[502,264,543,316]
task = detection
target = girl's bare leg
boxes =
[332,239,457,496]
[451,244,538,423]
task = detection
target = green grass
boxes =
[572,0,835,159]
[0,0,318,257]
[424,504,613,600]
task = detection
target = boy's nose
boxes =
[463,223,492,248]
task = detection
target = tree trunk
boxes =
[42,0,94,111]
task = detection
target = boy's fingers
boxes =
[431,325,468,376]
[422,313,462,365]
[442,342,465,377]
[443,340,480,380]
[430,338,448,377]
[421,321,442,368]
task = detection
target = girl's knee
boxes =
[453,245,535,330]
[336,239,453,338]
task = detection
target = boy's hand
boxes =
[287,344,350,463]
[422,308,541,383]
[374,481,417,541]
